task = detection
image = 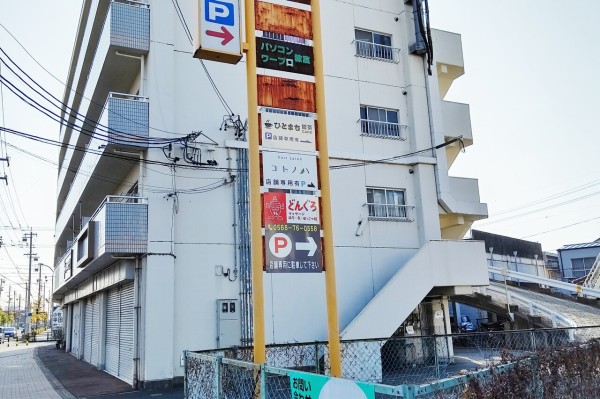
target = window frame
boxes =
[359,105,405,140]
[366,187,412,221]
[354,28,398,62]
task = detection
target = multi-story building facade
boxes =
[52,0,488,387]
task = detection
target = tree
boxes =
[0,309,7,325]
[31,299,48,329]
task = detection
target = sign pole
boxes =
[311,0,342,377]
[243,0,266,364]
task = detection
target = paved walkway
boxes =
[0,340,183,398]
[0,341,72,399]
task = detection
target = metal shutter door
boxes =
[90,296,100,366]
[118,283,135,383]
[83,299,93,362]
[71,302,81,357]
[105,288,120,376]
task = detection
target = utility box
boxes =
[217,299,241,349]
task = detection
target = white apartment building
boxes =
[52,0,488,387]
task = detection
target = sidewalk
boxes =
[0,340,183,399]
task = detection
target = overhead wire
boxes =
[330,136,464,170]
[168,0,235,116]
[520,216,600,239]
[0,23,183,137]
[0,65,180,147]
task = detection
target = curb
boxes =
[34,347,77,399]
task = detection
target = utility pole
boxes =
[7,287,11,325]
[23,228,37,335]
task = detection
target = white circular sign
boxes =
[319,379,368,399]
[268,233,292,258]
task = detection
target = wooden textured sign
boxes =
[257,75,316,112]
[255,1,313,39]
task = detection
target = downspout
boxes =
[115,52,145,95]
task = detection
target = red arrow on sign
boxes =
[206,26,234,46]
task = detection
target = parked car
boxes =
[2,327,17,339]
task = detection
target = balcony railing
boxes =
[110,0,150,53]
[360,119,407,140]
[106,93,149,147]
[54,195,147,295]
[365,203,414,221]
[354,40,400,63]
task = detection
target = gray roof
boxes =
[559,241,600,250]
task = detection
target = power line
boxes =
[0,23,182,137]
[520,216,600,239]
[329,136,464,170]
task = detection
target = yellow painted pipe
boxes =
[243,0,266,365]
[311,0,343,377]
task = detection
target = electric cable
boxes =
[0,68,180,147]
[330,136,463,170]
[0,23,183,136]
[0,48,182,145]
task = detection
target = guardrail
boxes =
[488,265,600,299]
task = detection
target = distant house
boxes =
[557,240,600,282]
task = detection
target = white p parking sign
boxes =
[195,0,242,64]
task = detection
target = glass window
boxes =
[360,106,401,138]
[354,29,394,61]
[366,188,407,219]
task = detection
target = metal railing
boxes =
[184,326,600,398]
[360,119,407,139]
[365,203,414,221]
[354,40,400,62]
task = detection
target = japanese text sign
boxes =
[289,370,375,399]
[257,37,315,75]
[263,192,320,225]
[265,224,322,273]
[261,109,316,152]
[194,0,242,64]
[262,151,318,191]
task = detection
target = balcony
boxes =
[106,93,150,147]
[441,101,473,167]
[439,177,488,239]
[58,1,149,201]
[431,29,464,98]
[54,196,148,297]
[56,92,148,245]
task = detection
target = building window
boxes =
[366,188,410,220]
[354,29,397,62]
[571,257,597,279]
[360,106,404,139]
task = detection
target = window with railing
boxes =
[360,106,405,139]
[366,188,412,221]
[354,29,397,62]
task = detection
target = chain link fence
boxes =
[184,325,600,398]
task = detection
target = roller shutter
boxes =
[105,288,120,376]
[118,283,134,382]
[83,295,100,366]
[104,283,135,384]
